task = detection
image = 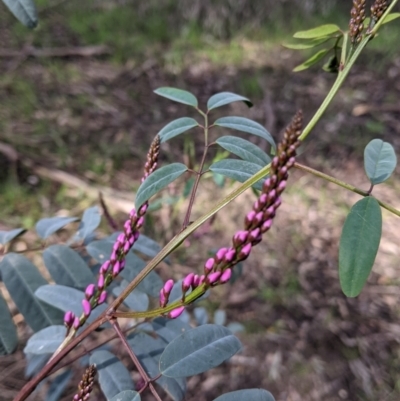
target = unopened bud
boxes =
[64,311,75,327]
[182,273,194,293]
[168,306,185,319]
[97,274,105,290]
[238,243,252,260]
[219,268,232,284]
[85,284,96,300]
[100,261,110,274]
[207,271,221,285]
[215,247,228,263]
[73,317,81,330]
[204,258,215,274]
[233,230,249,247]
[82,299,91,317]
[163,279,174,295]
[98,290,107,304]
[224,248,236,263]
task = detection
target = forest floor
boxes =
[1,3,400,401]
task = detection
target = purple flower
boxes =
[216,247,228,262]
[100,261,110,274]
[238,243,252,260]
[224,248,236,263]
[73,317,81,330]
[163,279,174,295]
[97,274,105,290]
[112,261,121,277]
[233,230,248,247]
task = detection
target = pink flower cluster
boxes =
[64,205,148,331]
[160,111,303,319]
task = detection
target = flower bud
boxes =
[261,218,273,233]
[85,284,95,300]
[249,228,261,242]
[139,203,148,215]
[224,248,236,263]
[98,290,107,305]
[73,317,81,330]
[137,217,145,227]
[215,247,228,263]
[64,311,75,327]
[238,243,252,261]
[112,261,121,277]
[219,268,232,284]
[159,289,167,307]
[182,273,194,293]
[168,306,185,319]
[123,241,131,254]
[82,299,91,317]
[100,261,110,274]
[117,233,126,244]
[97,274,105,290]
[207,271,221,285]
[276,180,286,194]
[204,258,215,274]
[233,230,249,247]
[163,279,174,295]
[245,210,256,228]
[193,274,200,288]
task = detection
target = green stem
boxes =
[294,162,400,217]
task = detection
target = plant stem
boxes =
[110,319,162,401]
[182,112,209,229]
[294,162,400,217]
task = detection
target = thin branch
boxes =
[294,162,400,217]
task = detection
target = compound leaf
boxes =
[209,159,265,190]
[43,245,94,290]
[214,117,275,150]
[160,324,242,377]
[36,216,78,239]
[2,0,38,28]
[0,228,26,245]
[154,87,198,107]
[207,92,252,111]
[339,197,382,297]
[293,24,341,39]
[135,163,188,209]
[216,136,271,166]
[158,118,199,143]
[0,291,18,355]
[110,390,141,401]
[90,350,135,400]
[0,253,63,331]
[213,389,275,401]
[364,139,397,185]
[24,325,66,355]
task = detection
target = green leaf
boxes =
[209,159,265,190]
[282,37,332,49]
[0,253,63,332]
[293,49,330,72]
[110,390,141,401]
[90,351,135,399]
[45,369,72,401]
[382,13,400,24]
[0,291,18,355]
[2,0,38,28]
[133,235,164,259]
[154,87,198,107]
[339,197,382,297]
[24,325,66,355]
[36,216,78,239]
[158,118,199,143]
[112,281,149,312]
[213,117,275,150]
[159,324,242,377]
[135,163,188,209]
[213,389,275,401]
[74,206,101,241]
[207,92,253,111]
[364,139,397,185]
[216,136,271,166]
[0,228,26,245]
[293,24,341,39]
[152,317,192,344]
[43,245,95,290]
